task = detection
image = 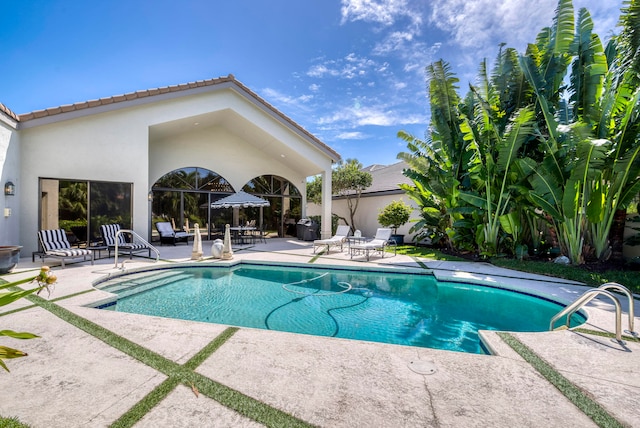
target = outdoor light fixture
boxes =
[4,181,15,196]
[148,191,153,201]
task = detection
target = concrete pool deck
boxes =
[0,238,638,427]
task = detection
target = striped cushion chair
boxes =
[37,229,94,268]
[100,224,152,259]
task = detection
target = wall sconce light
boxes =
[4,181,15,196]
[4,208,11,217]
[147,191,153,202]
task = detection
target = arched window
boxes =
[243,175,301,237]
[151,167,234,240]
[150,169,303,240]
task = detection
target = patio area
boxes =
[1,238,638,427]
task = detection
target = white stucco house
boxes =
[0,75,340,255]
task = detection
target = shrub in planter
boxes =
[378,200,412,244]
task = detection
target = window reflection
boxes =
[39,179,132,246]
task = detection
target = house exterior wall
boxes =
[149,126,306,194]
[0,117,20,245]
[13,85,336,254]
[19,107,150,253]
[307,193,419,242]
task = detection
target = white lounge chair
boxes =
[350,228,396,261]
[37,229,94,268]
[313,225,351,254]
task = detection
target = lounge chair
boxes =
[350,228,396,261]
[37,229,94,268]
[100,224,153,259]
[155,221,190,246]
[313,225,351,254]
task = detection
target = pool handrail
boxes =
[549,288,623,343]
[114,229,159,269]
[598,282,636,336]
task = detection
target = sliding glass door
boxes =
[39,178,133,246]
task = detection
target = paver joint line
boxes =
[19,290,314,428]
[497,332,625,428]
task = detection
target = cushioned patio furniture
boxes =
[312,225,351,254]
[155,221,190,246]
[100,224,153,259]
[349,228,396,261]
[37,229,94,268]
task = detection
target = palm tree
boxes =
[398,60,476,251]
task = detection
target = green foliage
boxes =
[306,175,322,205]
[377,200,412,234]
[0,270,55,372]
[399,0,640,265]
[0,417,30,427]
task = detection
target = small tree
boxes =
[378,200,412,235]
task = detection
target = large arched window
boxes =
[150,169,303,240]
[151,167,234,240]
[243,175,301,237]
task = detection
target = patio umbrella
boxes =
[210,191,270,209]
[222,224,233,260]
[191,223,203,260]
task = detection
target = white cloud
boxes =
[308,83,321,92]
[306,53,377,80]
[340,0,416,26]
[317,102,425,128]
[261,88,313,107]
[307,63,340,78]
[429,0,624,68]
[336,131,367,140]
[430,0,555,53]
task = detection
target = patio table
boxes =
[229,226,256,244]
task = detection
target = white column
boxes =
[321,168,332,238]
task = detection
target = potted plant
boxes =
[378,200,412,245]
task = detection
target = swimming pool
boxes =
[94,263,585,354]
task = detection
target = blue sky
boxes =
[0,0,624,167]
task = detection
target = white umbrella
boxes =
[222,224,234,260]
[191,223,203,260]
[211,191,270,209]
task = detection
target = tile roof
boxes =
[17,75,237,122]
[334,161,411,198]
[362,161,412,195]
[6,74,340,161]
[0,102,19,122]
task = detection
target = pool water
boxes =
[95,264,585,354]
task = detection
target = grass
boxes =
[0,417,30,428]
[498,333,624,428]
[394,245,465,261]
[22,293,314,428]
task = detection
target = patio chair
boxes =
[37,229,94,268]
[313,225,351,254]
[100,224,153,259]
[253,224,268,244]
[350,228,396,261]
[155,221,190,246]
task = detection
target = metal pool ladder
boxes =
[113,229,160,270]
[549,282,636,344]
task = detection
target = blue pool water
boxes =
[95,264,585,354]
